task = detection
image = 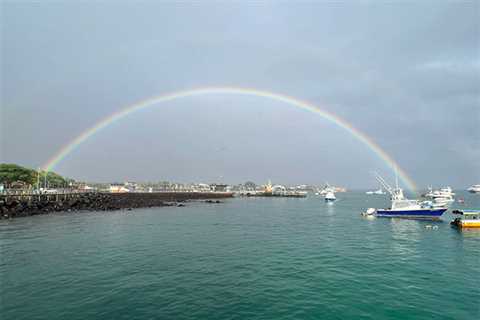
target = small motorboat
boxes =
[467,185,480,193]
[451,210,480,228]
[324,189,336,202]
[361,208,376,217]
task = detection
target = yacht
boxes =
[317,183,342,196]
[317,187,328,195]
[424,186,455,207]
[365,173,447,219]
[324,189,336,202]
[467,185,480,193]
[425,186,454,198]
[366,188,385,195]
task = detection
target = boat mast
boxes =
[374,172,393,195]
[37,168,40,191]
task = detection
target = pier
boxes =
[0,189,96,203]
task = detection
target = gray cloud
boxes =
[1,1,479,188]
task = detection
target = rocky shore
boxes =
[0,192,233,219]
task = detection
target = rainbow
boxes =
[42,86,417,192]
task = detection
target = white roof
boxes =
[462,210,480,216]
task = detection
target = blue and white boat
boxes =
[367,173,447,219]
[375,196,446,218]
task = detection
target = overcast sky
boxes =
[1,1,479,188]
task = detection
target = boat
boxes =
[317,183,345,195]
[324,189,336,202]
[467,185,480,193]
[272,185,307,198]
[247,181,308,198]
[451,210,480,228]
[424,186,454,199]
[420,199,449,210]
[424,186,455,208]
[425,186,454,197]
[366,188,385,195]
[361,207,377,218]
[368,173,447,219]
[317,187,328,195]
[320,183,336,202]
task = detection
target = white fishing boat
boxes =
[424,186,455,207]
[425,186,455,198]
[363,173,447,219]
[317,187,328,195]
[467,185,480,193]
[320,183,336,202]
[324,189,336,202]
[317,183,338,196]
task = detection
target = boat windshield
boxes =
[463,212,480,219]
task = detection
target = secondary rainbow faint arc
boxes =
[42,86,417,192]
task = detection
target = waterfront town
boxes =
[0,163,347,196]
[0,163,350,219]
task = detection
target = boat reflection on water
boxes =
[455,228,480,238]
[389,218,422,257]
[325,200,335,216]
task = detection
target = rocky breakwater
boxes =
[0,192,234,219]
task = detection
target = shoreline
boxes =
[0,192,234,219]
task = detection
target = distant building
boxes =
[194,183,211,192]
[124,182,139,192]
[244,181,256,190]
[210,184,230,192]
[78,184,95,191]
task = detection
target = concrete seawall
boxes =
[0,192,234,219]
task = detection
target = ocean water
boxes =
[1,192,479,320]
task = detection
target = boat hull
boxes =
[459,221,480,228]
[451,219,480,228]
[376,208,446,218]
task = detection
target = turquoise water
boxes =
[1,192,479,319]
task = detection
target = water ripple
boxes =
[1,192,479,320]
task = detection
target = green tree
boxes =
[0,163,37,187]
[41,171,74,188]
[0,163,74,188]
